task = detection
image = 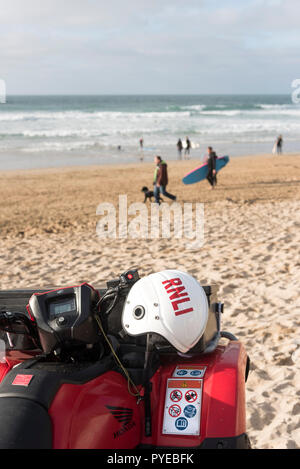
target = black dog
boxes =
[141,186,163,203]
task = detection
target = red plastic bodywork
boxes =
[145,341,247,448]
[49,371,143,449]
[0,342,248,449]
[0,351,38,381]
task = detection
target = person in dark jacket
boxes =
[276,135,283,154]
[154,156,177,204]
[177,139,183,160]
[184,137,191,159]
[206,147,218,189]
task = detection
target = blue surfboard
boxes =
[182,156,230,185]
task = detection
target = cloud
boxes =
[0,0,299,93]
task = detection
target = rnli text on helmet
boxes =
[162,278,194,317]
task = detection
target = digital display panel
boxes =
[49,297,76,319]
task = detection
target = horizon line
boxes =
[4,92,292,97]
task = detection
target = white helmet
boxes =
[122,270,209,354]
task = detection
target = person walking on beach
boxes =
[273,135,283,155]
[276,135,283,154]
[153,156,177,204]
[206,146,218,190]
[184,137,191,159]
[139,137,144,162]
[177,138,183,160]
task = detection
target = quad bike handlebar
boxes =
[0,268,221,361]
[0,269,141,359]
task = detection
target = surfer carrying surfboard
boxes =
[182,153,229,186]
[206,147,218,189]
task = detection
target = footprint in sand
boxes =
[231,308,244,317]
[250,409,264,431]
[222,284,238,294]
[273,382,292,393]
[292,403,300,416]
[254,368,272,381]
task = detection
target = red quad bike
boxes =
[0,269,251,449]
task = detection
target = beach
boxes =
[0,153,299,449]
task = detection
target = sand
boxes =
[0,153,299,449]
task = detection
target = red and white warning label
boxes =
[185,389,198,403]
[12,374,34,387]
[172,365,207,378]
[168,404,182,418]
[170,389,182,402]
[162,379,203,436]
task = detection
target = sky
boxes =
[0,0,299,94]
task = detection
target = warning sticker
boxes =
[184,405,197,419]
[163,379,203,436]
[168,379,202,389]
[168,405,181,418]
[175,417,188,431]
[185,389,198,403]
[172,365,207,378]
[170,389,182,402]
[12,374,34,387]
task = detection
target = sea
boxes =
[0,94,299,170]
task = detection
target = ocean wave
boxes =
[0,115,299,140]
[0,104,300,126]
[179,104,206,111]
[1,97,300,157]
[0,110,193,122]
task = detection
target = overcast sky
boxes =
[0,0,299,94]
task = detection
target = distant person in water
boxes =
[184,137,191,159]
[276,135,283,154]
[153,156,177,204]
[206,147,218,190]
[139,138,144,162]
[177,138,183,160]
